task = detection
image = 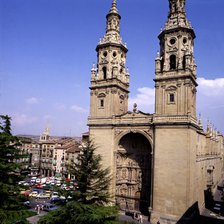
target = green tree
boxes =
[38,140,119,224]
[73,140,112,204]
[38,201,119,224]
[0,115,31,223]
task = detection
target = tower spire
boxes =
[164,0,192,30]
[98,0,125,46]
[109,0,118,14]
[89,0,129,118]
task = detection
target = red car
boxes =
[35,183,43,188]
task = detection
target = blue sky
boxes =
[0,0,224,136]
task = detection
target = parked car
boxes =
[18,181,26,185]
[22,190,31,197]
[29,191,39,197]
[42,203,59,212]
[45,190,51,198]
[36,193,50,199]
[36,178,41,183]
[23,182,30,186]
[35,183,43,188]
[51,191,59,199]
[50,197,66,204]
[23,201,31,208]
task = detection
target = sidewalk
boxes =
[119,211,151,224]
[27,212,46,224]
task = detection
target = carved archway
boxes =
[115,132,152,215]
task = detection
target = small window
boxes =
[182,55,186,70]
[169,93,175,103]
[170,38,176,45]
[100,99,104,107]
[103,67,107,79]
[113,51,117,57]
[170,55,176,70]
[103,51,107,57]
[160,58,164,72]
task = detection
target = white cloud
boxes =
[26,97,39,104]
[198,77,224,96]
[43,114,55,121]
[55,103,66,111]
[12,113,38,126]
[197,77,224,133]
[71,105,88,113]
[129,87,155,113]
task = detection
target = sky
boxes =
[0,0,224,137]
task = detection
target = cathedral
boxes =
[87,0,224,223]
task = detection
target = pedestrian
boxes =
[37,204,40,214]
[133,212,136,220]
[139,214,143,223]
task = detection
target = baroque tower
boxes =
[151,0,201,223]
[155,0,197,117]
[89,0,129,118]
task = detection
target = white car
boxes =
[18,181,25,185]
[23,182,30,186]
[36,193,50,199]
[51,192,59,199]
[36,178,41,183]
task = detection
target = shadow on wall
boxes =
[177,201,224,224]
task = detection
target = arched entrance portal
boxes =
[115,133,152,215]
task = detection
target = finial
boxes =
[133,103,137,113]
[198,113,203,129]
[109,0,118,14]
[91,63,95,71]
[126,67,129,73]
[156,51,160,59]
[44,127,50,136]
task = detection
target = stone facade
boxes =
[87,1,224,223]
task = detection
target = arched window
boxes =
[174,3,177,13]
[170,55,176,70]
[103,67,107,79]
[100,99,104,107]
[160,58,164,72]
[182,56,186,70]
[98,93,106,108]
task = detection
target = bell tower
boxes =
[152,1,201,223]
[89,0,129,119]
[154,0,197,118]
